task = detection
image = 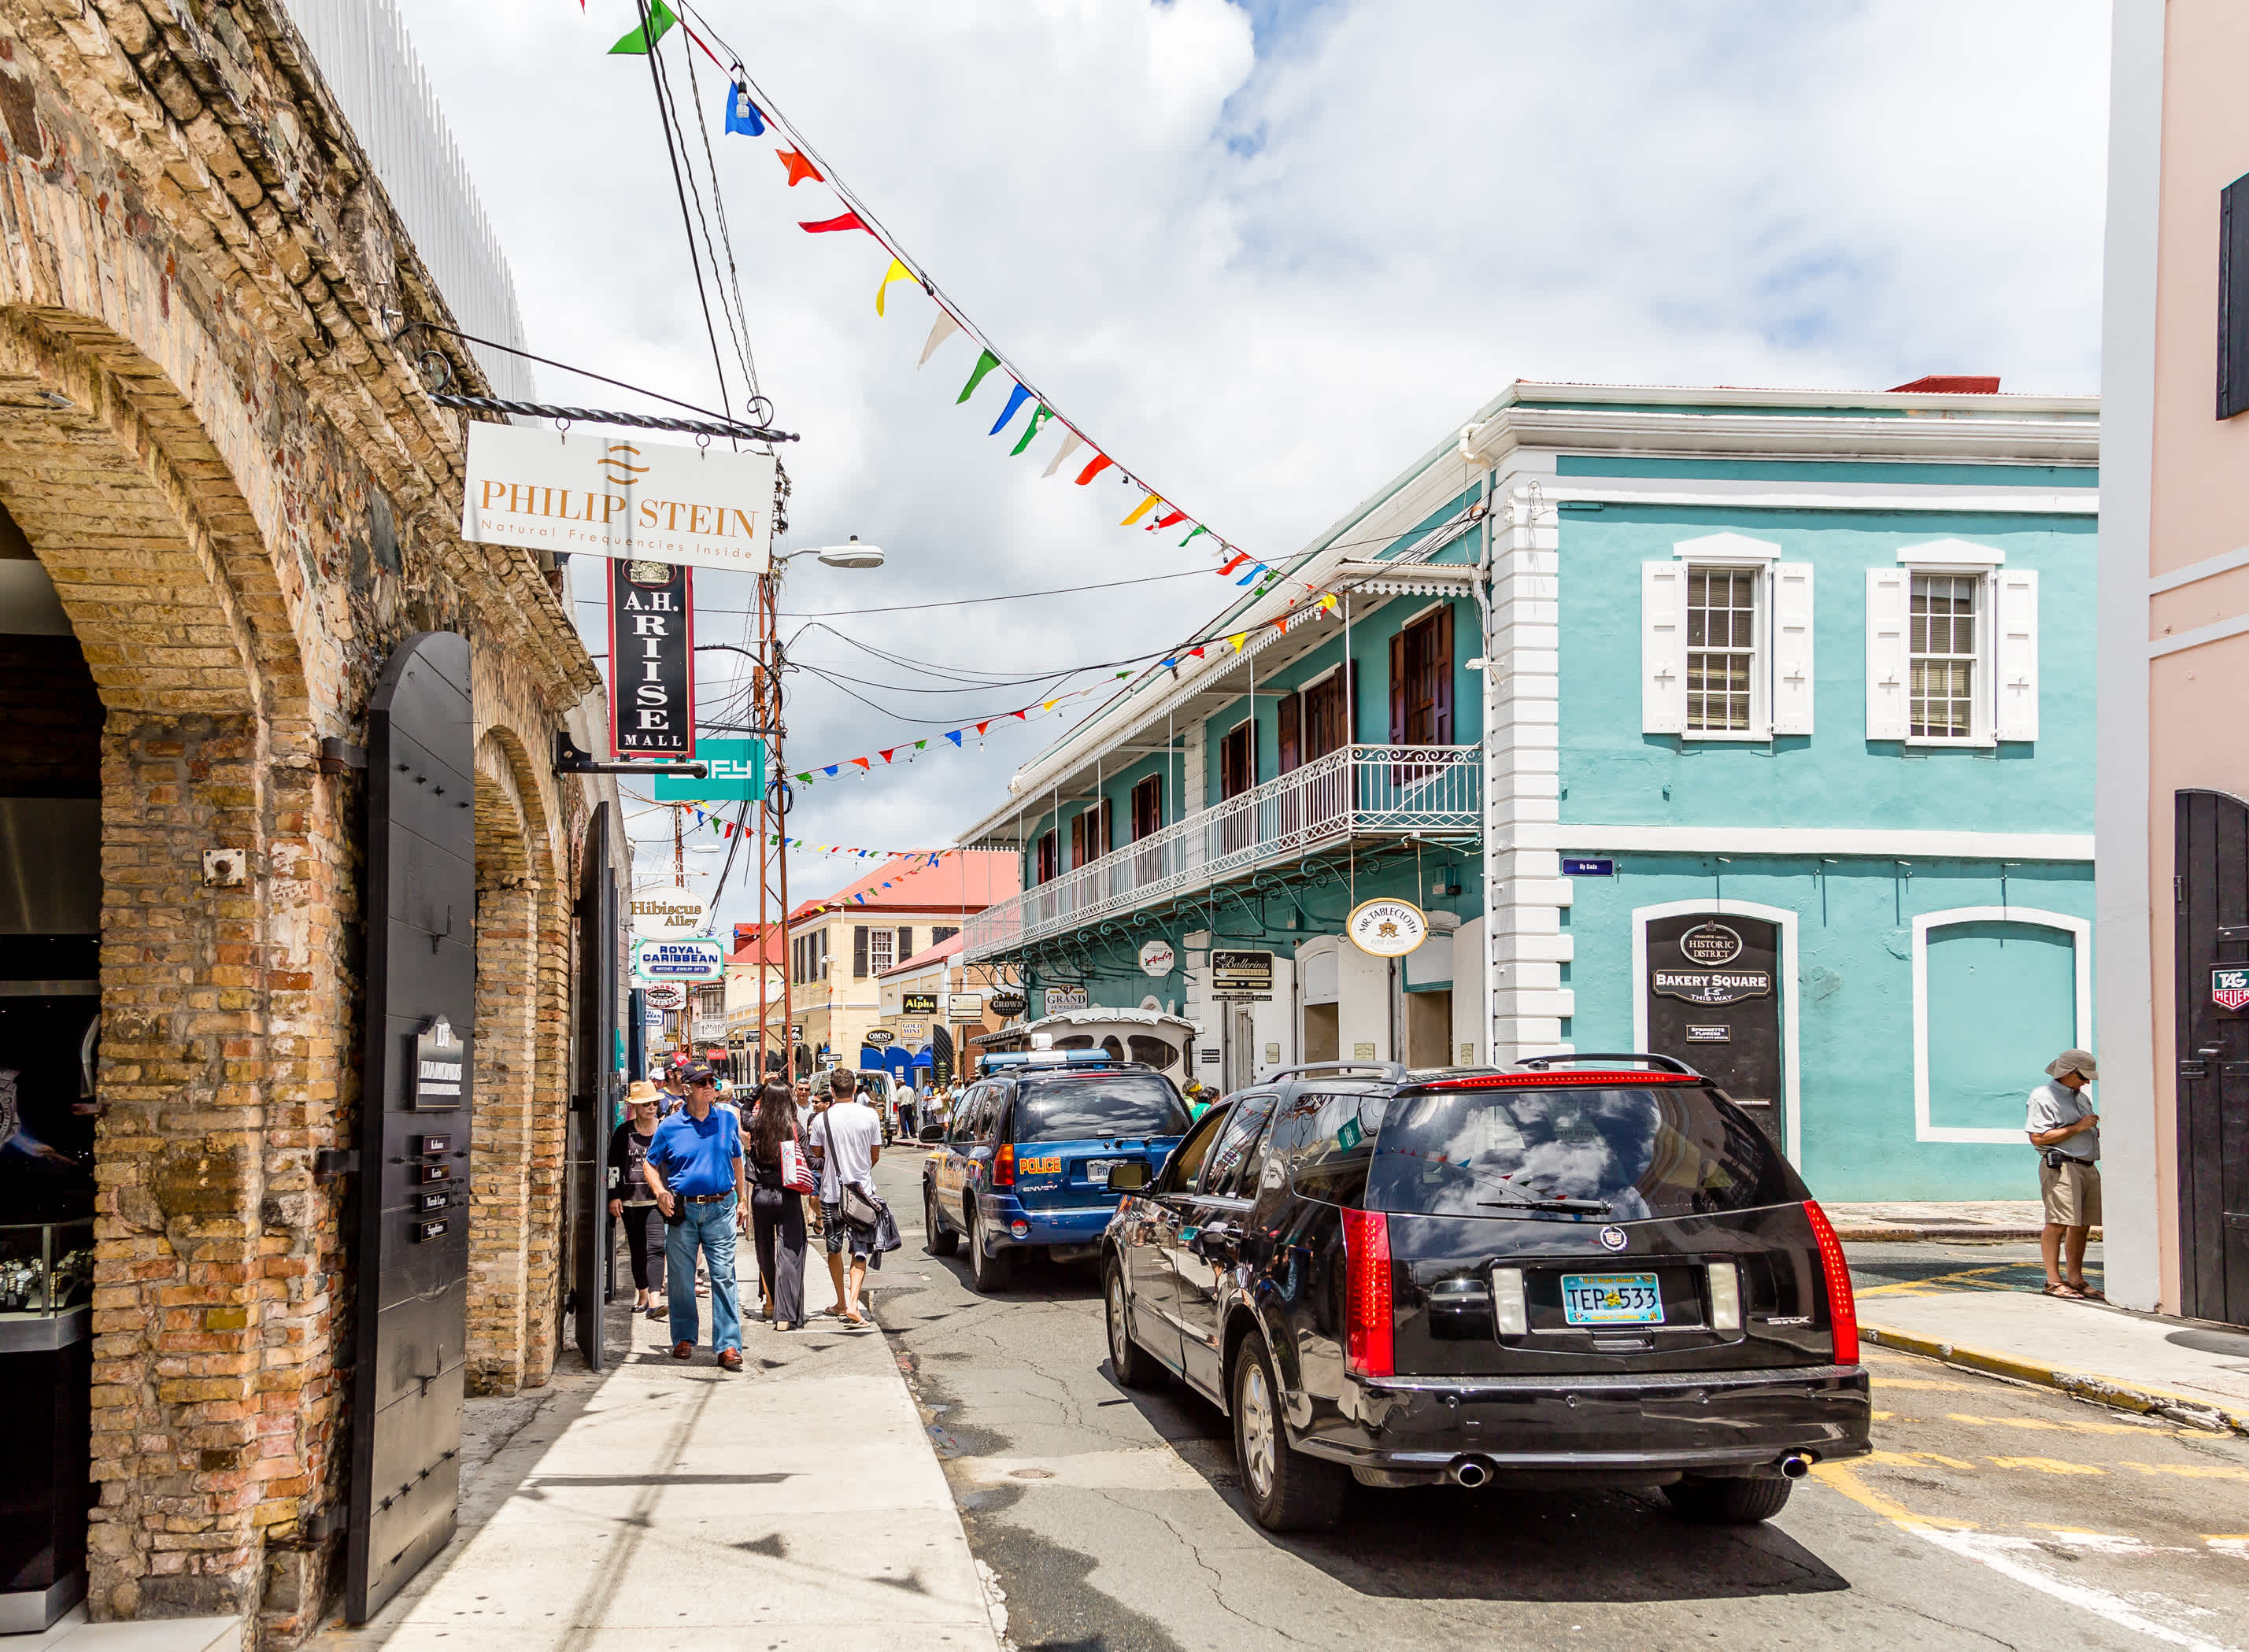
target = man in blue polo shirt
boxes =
[644,1063,749,1369]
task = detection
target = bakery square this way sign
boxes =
[461,424,776,575]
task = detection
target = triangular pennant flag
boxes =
[1180,525,1209,549]
[1119,493,1162,527]
[723,83,766,135]
[1226,631,1250,652]
[1012,709,1028,720]
[1319,593,1340,614]
[608,0,678,53]
[1042,431,1086,479]
[1041,699,1060,711]
[956,349,1002,405]
[823,765,840,778]
[988,383,1032,437]
[975,720,992,734]
[776,149,824,187]
[1149,509,1188,532]
[1219,553,1249,575]
[915,740,929,751]
[1010,405,1053,457]
[875,257,915,316]
[794,772,812,784]
[919,312,960,366]
[800,210,871,235]
[1075,454,1113,486]
[851,756,871,771]
[879,748,897,764]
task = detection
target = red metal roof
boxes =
[882,932,965,977]
[1885,375,2001,394]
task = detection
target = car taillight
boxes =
[1341,1207,1393,1378]
[1803,1199,1859,1366]
[992,1144,1015,1188]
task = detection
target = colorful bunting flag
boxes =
[723,83,766,135]
[875,257,915,316]
[799,210,870,235]
[1119,493,1162,527]
[988,383,1032,437]
[609,1,678,54]
[1075,454,1113,486]
[1009,405,1053,457]
[776,149,824,187]
[919,312,960,366]
[1149,509,1188,532]
[957,349,1002,405]
[1042,430,1086,479]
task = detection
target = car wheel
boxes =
[1231,1336,1345,1532]
[969,1205,1012,1293]
[1662,1475,1794,1524]
[924,1184,957,1257]
[1105,1261,1161,1389]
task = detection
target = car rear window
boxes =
[1012,1074,1189,1141]
[1365,1083,1803,1220]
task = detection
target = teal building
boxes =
[957,381,2097,1199]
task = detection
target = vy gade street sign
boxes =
[461,425,776,575]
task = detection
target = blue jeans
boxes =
[664,1194,742,1353]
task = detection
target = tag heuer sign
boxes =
[412,1016,468,1112]
[2216,968,2249,1011]
[988,989,1027,1018]
[1679,922,1744,967]
[1211,948,1273,992]
[901,992,939,1017]
[1348,898,1429,958]
[1651,969,1772,1007]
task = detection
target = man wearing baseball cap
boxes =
[2026,1048,2102,1300]
[643,1063,748,1368]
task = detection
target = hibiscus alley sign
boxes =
[631,889,710,944]
[461,424,776,575]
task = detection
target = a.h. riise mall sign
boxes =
[460,423,777,575]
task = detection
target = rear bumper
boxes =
[1300,1364,1871,1476]
[979,1194,1117,1247]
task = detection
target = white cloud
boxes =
[393,0,2107,929]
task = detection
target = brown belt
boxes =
[682,1192,732,1203]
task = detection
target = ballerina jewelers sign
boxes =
[461,423,776,575]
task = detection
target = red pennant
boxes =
[1075,454,1113,486]
[1149,510,1188,532]
[1012,709,1028,720]
[879,748,896,763]
[975,720,992,734]
[800,210,870,235]
[851,756,871,770]
[776,149,824,187]
[1219,553,1249,575]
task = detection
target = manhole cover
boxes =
[1008,1468,1055,1480]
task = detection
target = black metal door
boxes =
[1644,913,1785,1150]
[2173,790,2249,1327]
[347,634,475,1622]
[570,803,618,1369]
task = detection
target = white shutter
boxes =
[1994,567,2038,741]
[1642,562,1686,734]
[1770,562,1814,736]
[1865,567,1910,740]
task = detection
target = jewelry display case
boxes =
[0,1218,93,1632]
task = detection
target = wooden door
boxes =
[2174,789,2249,1326]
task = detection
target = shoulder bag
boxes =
[821,1111,886,1226]
[779,1123,816,1196]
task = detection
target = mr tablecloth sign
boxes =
[460,424,776,575]
[607,559,694,758]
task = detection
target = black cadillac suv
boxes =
[1100,1055,1870,1531]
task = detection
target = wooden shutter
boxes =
[1100,797,1114,854]
[1770,563,1815,736]
[1433,606,1454,745]
[1865,567,1911,740]
[1389,630,1406,745]
[897,927,913,962]
[853,926,869,978]
[1069,811,1086,869]
[1994,567,2039,742]
[1641,563,1687,734]
[2223,172,2249,419]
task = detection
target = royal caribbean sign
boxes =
[632,939,726,983]
[608,560,694,759]
[461,424,776,575]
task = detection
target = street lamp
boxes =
[778,535,886,571]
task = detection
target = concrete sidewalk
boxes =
[313,1249,1001,1652]
[1824,1200,2057,1241]
[1861,1289,2249,1436]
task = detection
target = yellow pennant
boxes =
[1318,593,1339,614]
[1119,492,1162,527]
[1226,631,1249,652]
[875,257,915,316]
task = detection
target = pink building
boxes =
[2099,0,2249,1326]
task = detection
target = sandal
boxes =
[2068,1282,2107,1301]
[2042,1282,2086,1299]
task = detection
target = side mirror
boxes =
[1105,1162,1150,1193]
[919,1124,948,1144]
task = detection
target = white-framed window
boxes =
[868,928,896,974]
[1642,534,1814,739]
[1865,541,2036,745]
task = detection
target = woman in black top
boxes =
[747,1081,808,1331]
[607,1085,666,1318]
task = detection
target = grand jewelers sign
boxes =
[461,424,776,575]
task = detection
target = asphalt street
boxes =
[865,1152,2249,1652]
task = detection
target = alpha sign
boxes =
[901,992,939,1017]
[461,423,776,575]
[608,560,694,758]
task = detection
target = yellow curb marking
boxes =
[1947,1413,2153,1436]
[2120,1462,2249,1481]
[1866,1448,1978,1470]
[1809,1460,1976,1529]
[1873,1378,1981,1390]
[1985,1455,2105,1475]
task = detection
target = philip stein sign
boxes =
[461,424,776,575]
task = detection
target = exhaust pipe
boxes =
[1778,1452,1814,1480]
[1449,1456,1493,1489]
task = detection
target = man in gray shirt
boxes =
[2025,1048,2100,1300]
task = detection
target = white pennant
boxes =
[918,312,961,367]
[1042,430,1086,479]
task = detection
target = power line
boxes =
[634,0,733,420]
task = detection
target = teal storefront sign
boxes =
[653,737,765,803]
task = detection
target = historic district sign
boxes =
[606,560,694,759]
[1348,898,1429,958]
[460,424,778,575]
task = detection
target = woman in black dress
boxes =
[606,1083,666,1318]
[747,1080,808,1330]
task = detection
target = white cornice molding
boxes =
[1541,824,2092,859]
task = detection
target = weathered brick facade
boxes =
[0,3,610,1643]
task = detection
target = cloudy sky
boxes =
[392,0,2109,926]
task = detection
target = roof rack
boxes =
[1264,1060,1410,1085]
[1515,1052,1702,1077]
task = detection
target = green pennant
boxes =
[610,1,679,54]
[956,349,1001,405]
[1009,404,1054,457]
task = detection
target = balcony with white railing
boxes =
[962,744,1481,961]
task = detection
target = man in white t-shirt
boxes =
[812,1068,883,1325]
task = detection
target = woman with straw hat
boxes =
[608,1081,668,1318]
